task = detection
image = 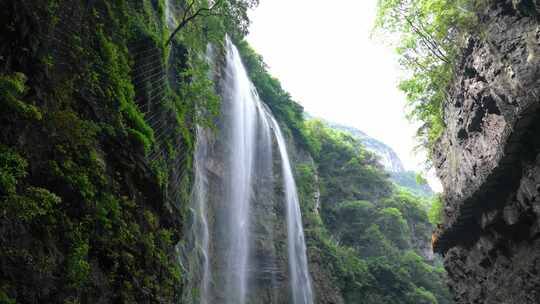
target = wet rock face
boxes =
[444,157,540,303]
[433,1,540,303]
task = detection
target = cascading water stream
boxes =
[221,36,258,304]
[185,37,313,304]
[267,115,314,304]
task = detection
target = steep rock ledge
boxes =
[433,1,540,303]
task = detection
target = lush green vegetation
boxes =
[306,120,393,200]
[428,194,444,225]
[391,171,434,197]
[0,0,255,302]
[296,121,451,304]
[374,0,485,157]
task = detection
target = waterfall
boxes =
[164,0,177,28]
[221,36,258,304]
[268,115,314,304]
[191,126,211,304]
[185,36,313,304]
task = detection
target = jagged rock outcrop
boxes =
[433,1,540,303]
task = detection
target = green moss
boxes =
[95,193,121,231]
[48,111,100,152]
[128,128,152,154]
[0,145,28,195]
[428,195,444,225]
[4,187,61,223]
[0,73,42,121]
[175,54,221,130]
[156,0,166,25]
[66,229,90,288]
[50,159,96,201]
[144,210,159,230]
[0,289,15,304]
[0,0,234,302]
[0,146,62,223]
[93,29,155,152]
[151,158,169,187]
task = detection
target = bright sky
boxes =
[247,0,443,192]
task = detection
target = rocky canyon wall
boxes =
[433,1,540,303]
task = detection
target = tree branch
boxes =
[166,0,224,46]
[403,16,449,64]
[396,8,450,64]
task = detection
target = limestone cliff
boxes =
[433,1,540,303]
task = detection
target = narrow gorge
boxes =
[4,0,539,304]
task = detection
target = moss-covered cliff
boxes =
[0,0,239,302]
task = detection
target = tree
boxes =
[428,194,443,225]
[357,224,396,258]
[334,200,376,245]
[166,0,259,45]
[406,287,438,304]
[374,0,483,156]
[376,207,410,249]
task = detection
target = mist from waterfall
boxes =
[184,36,313,304]
[268,115,314,304]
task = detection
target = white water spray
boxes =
[222,36,258,304]
[186,37,313,304]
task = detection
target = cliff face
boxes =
[433,1,540,302]
[0,1,196,302]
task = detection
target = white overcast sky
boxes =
[246,0,443,192]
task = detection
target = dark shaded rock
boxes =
[434,0,540,252]
[433,1,540,303]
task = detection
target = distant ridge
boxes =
[325,121,405,173]
[308,115,434,197]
